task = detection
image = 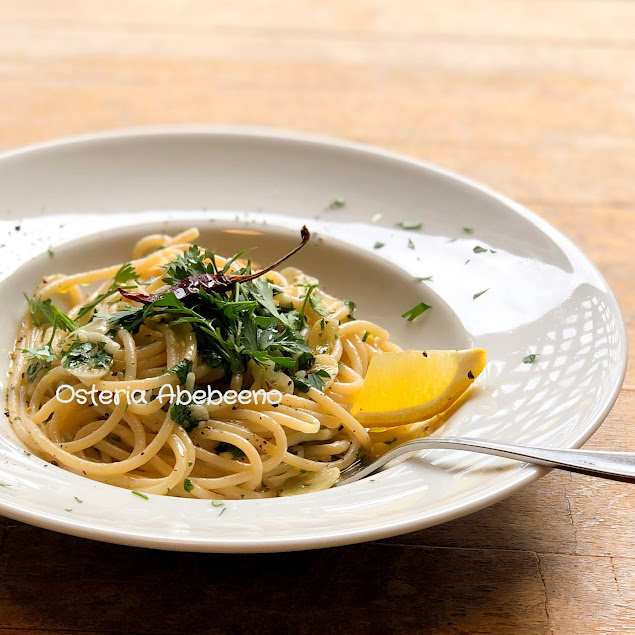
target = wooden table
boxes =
[0,2,633,633]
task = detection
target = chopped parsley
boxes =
[93,241,341,400]
[373,242,385,249]
[362,331,370,343]
[74,496,83,504]
[327,198,346,210]
[162,245,218,284]
[523,354,538,364]
[407,238,415,250]
[293,369,330,393]
[342,299,356,320]
[473,289,489,300]
[167,359,192,384]
[183,478,194,492]
[416,276,433,282]
[131,490,148,500]
[169,403,201,432]
[26,296,77,337]
[109,280,311,376]
[396,221,422,230]
[306,288,332,318]
[23,345,58,383]
[211,499,225,507]
[473,245,488,253]
[47,246,55,257]
[463,227,474,234]
[63,341,113,371]
[215,442,245,459]
[384,437,397,445]
[401,302,431,322]
[77,263,139,320]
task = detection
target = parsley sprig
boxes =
[22,345,58,383]
[77,263,139,321]
[63,341,113,371]
[107,247,318,382]
[26,296,77,336]
[23,295,77,380]
[401,302,431,322]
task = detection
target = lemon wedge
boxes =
[351,349,487,426]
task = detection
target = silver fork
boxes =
[336,437,635,486]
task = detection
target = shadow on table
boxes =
[0,489,558,635]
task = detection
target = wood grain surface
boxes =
[0,2,633,633]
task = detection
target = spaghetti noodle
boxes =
[7,227,401,499]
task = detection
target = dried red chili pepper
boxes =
[119,226,310,305]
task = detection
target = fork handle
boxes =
[388,437,635,482]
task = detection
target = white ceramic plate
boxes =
[0,128,627,552]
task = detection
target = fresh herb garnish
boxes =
[397,221,422,230]
[63,341,113,371]
[308,289,332,318]
[102,229,340,397]
[401,302,431,322]
[183,478,194,492]
[211,500,225,507]
[131,490,149,500]
[163,245,218,285]
[74,496,83,503]
[77,263,139,320]
[298,284,317,324]
[167,359,192,384]
[373,242,385,249]
[473,289,489,300]
[384,437,397,445]
[47,246,55,257]
[463,227,474,234]
[327,198,346,210]
[26,296,77,336]
[407,238,415,250]
[170,403,201,433]
[121,227,309,305]
[523,354,538,364]
[23,345,58,383]
[362,331,370,343]
[215,442,245,459]
[293,369,330,393]
[416,276,433,282]
[473,245,488,253]
[342,299,356,320]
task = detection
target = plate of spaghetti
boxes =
[0,128,627,551]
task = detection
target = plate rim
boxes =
[0,125,627,552]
